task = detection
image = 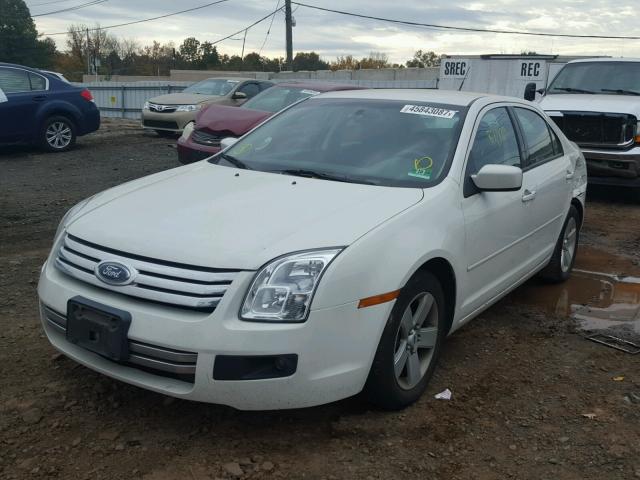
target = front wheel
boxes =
[41,116,76,152]
[539,205,580,283]
[364,271,447,410]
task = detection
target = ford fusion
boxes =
[38,90,587,410]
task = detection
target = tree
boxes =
[199,41,220,68]
[0,0,56,67]
[359,52,389,69]
[179,37,201,65]
[406,50,441,68]
[291,52,329,71]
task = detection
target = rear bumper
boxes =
[581,145,640,186]
[77,106,100,136]
[176,134,221,164]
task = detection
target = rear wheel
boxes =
[41,116,76,152]
[539,205,580,283]
[364,271,447,410]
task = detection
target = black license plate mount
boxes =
[66,296,132,361]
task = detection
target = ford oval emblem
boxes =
[95,261,135,286]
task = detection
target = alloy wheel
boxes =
[46,121,72,149]
[560,216,577,272]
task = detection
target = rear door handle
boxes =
[32,95,46,101]
[522,189,537,202]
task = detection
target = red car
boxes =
[177,82,362,164]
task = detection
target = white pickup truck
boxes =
[531,58,640,188]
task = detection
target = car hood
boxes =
[67,163,423,270]
[539,94,640,117]
[197,105,272,136]
[149,93,225,105]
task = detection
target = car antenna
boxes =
[458,65,472,91]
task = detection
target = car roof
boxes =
[568,57,640,64]
[203,77,260,82]
[312,89,522,107]
[0,62,39,71]
[273,81,362,92]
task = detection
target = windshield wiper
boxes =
[601,88,640,96]
[273,169,377,185]
[552,87,595,94]
[217,152,251,170]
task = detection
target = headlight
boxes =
[180,121,195,141]
[240,249,342,322]
[143,101,150,110]
[176,104,200,112]
[54,197,93,241]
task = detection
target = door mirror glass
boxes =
[472,164,523,192]
[524,82,537,101]
[220,137,239,150]
[232,91,247,100]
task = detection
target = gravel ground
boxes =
[1,119,639,480]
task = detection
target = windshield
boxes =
[183,79,239,96]
[211,98,466,188]
[242,86,321,113]
[548,62,640,95]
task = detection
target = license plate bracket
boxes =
[66,297,132,361]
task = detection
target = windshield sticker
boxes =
[408,156,433,180]
[400,105,458,119]
[234,143,253,155]
[300,89,321,95]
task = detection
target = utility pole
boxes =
[285,0,293,70]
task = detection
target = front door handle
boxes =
[32,95,46,101]
[522,189,537,202]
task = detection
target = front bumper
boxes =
[37,258,391,410]
[141,109,196,132]
[177,134,220,165]
[581,145,640,186]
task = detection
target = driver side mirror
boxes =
[232,91,247,100]
[472,164,523,192]
[524,82,537,101]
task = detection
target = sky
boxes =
[29,0,640,64]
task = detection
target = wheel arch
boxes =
[415,257,457,335]
[571,197,584,228]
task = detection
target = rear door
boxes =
[512,106,572,268]
[0,67,48,142]
[460,105,530,316]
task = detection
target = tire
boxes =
[41,116,76,152]
[364,270,447,410]
[539,205,580,283]
[155,130,177,138]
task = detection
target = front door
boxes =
[460,106,530,317]
[0,67,41,143]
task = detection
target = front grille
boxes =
[143,119,179,130]
[55,234,241,312]
[148,103,177,113]
[549,111,637,149]
[191,129,225,147]
[43,306,197,382]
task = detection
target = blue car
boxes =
[0,63,100,152]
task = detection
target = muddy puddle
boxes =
[507,246,640,342]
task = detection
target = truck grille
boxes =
[548,111,637,149]
[191,129,225,147]
[54,234,241,312]
[42,305,197,382]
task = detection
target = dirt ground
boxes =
[1,119,639,480]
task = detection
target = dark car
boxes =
[176,82,363,164]
[0,63,100,152]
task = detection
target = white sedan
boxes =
[38,89,587,410]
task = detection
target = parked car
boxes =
[529,58,640,188]
[141,78,273,136]
[177,82,363,164]
[0,62,100,152]
[38,90,587,410]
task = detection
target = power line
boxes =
[258,0,280,55]
[207,6,285,46]
[38,0,234,36]
[32,0,107,17]
[28,0,78,7]
[291,2,640,40]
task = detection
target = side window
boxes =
[29,73,46,91]
[0,68,31,93]
[259,82,273,91]
[549,126,564,156]
[514,108,557,167]
[468,107,521,175]
[238,82,260,98]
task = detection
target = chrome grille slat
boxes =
[42,306,197,378]
[55,234,241,311]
